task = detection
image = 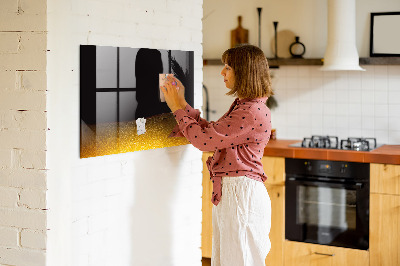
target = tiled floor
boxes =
[202,257,211,266]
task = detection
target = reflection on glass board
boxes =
[96,46,117,88]
[80,45,194,158]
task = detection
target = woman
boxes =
[162,44,273,266]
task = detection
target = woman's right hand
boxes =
[168,75,187,108]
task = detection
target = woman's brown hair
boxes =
[221,44,273,99]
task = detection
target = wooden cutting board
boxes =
[231,16,249,48]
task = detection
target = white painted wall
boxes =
[203,0,400,145]
[46,1,203,266]
[203,0,400,58]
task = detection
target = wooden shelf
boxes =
[203,57,400,67]
[359,57,400,65]
[203,58,323,67]
[268,58,323,67]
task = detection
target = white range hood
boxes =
[320,0,365,71]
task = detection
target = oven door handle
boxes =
[287,177,364,189]
[314,252,335,257]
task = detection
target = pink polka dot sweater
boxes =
[169,97,272,206]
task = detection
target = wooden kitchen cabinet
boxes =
[370,163,400,195]
[370,163,400,266]
[202,152,213,258]
[370,193,400,266]
[284,241,369,266]
[261,156,285,186]
[262,156,285,266]
[264,184,285,266]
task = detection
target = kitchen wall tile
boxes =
[273,75,286,90]
[323,103,336,116]
[348,116,362,129]
[298,77,311,89]
[362,129,375,138]
[374,130,389,144]
[298,89,313,103]
[374,117,389,130]
[323,87,336,103]
[348,69,362,78]
[310,77,324,90]
[361,104,375,117]
[388,65,400,76]
[348,103,362,116]
[348,71,362,90]
[375,104,389,117]
[388,75,400,91]
[348,90,362,103]
[310,66,323,77]
[311,127,325,136]
[374,65,388,77]
[374,77,388,91]
[298,67,311,78]
[322,70,335,78]
[311,102,324,114]
[286,77,299,89]
[361,75,374,91]
[311,114,324,129]
[286,89,300,103]
[336,103,349,116]
[275,126,287,138]
[374,90,388,104]
[296,127,312,138]
[286,126,301,139]
[311,86,323,101]
[285,66,298,77]
[362,65,375,74]
[323,115,336,129]
[388,104,400,117]
[335,72,349,90]
[349,128,362,137]
[336,115,349,129]
[388,117,400,131]
[361,90,374,103]
[298,102,312,115]
[336,128,349,140]
[324,127,337,136]
[388,131,400,144]
[287,113,300,127]
[362,116,375,130]
[274,99,287,115]
[272,67,286,78]
[388,91,400,104]
[271,112,285,126]
[336,90,349,103]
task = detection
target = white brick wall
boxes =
[3,0,203,264]
[0,0,48,265]
[21,229,47,250]
[46,1,203,266]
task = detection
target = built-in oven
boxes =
[285,158,369,250]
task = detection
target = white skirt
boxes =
[212,176,271,266]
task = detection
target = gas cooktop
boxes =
[289,135,383,151]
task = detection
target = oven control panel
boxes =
[286,158,369,180]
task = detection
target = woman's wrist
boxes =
[179,100,188,109]
[171,103,185,113]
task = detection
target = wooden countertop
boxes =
[263,139,400,165]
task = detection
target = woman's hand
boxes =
[173,76,187,108]
[161,76,186,113]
